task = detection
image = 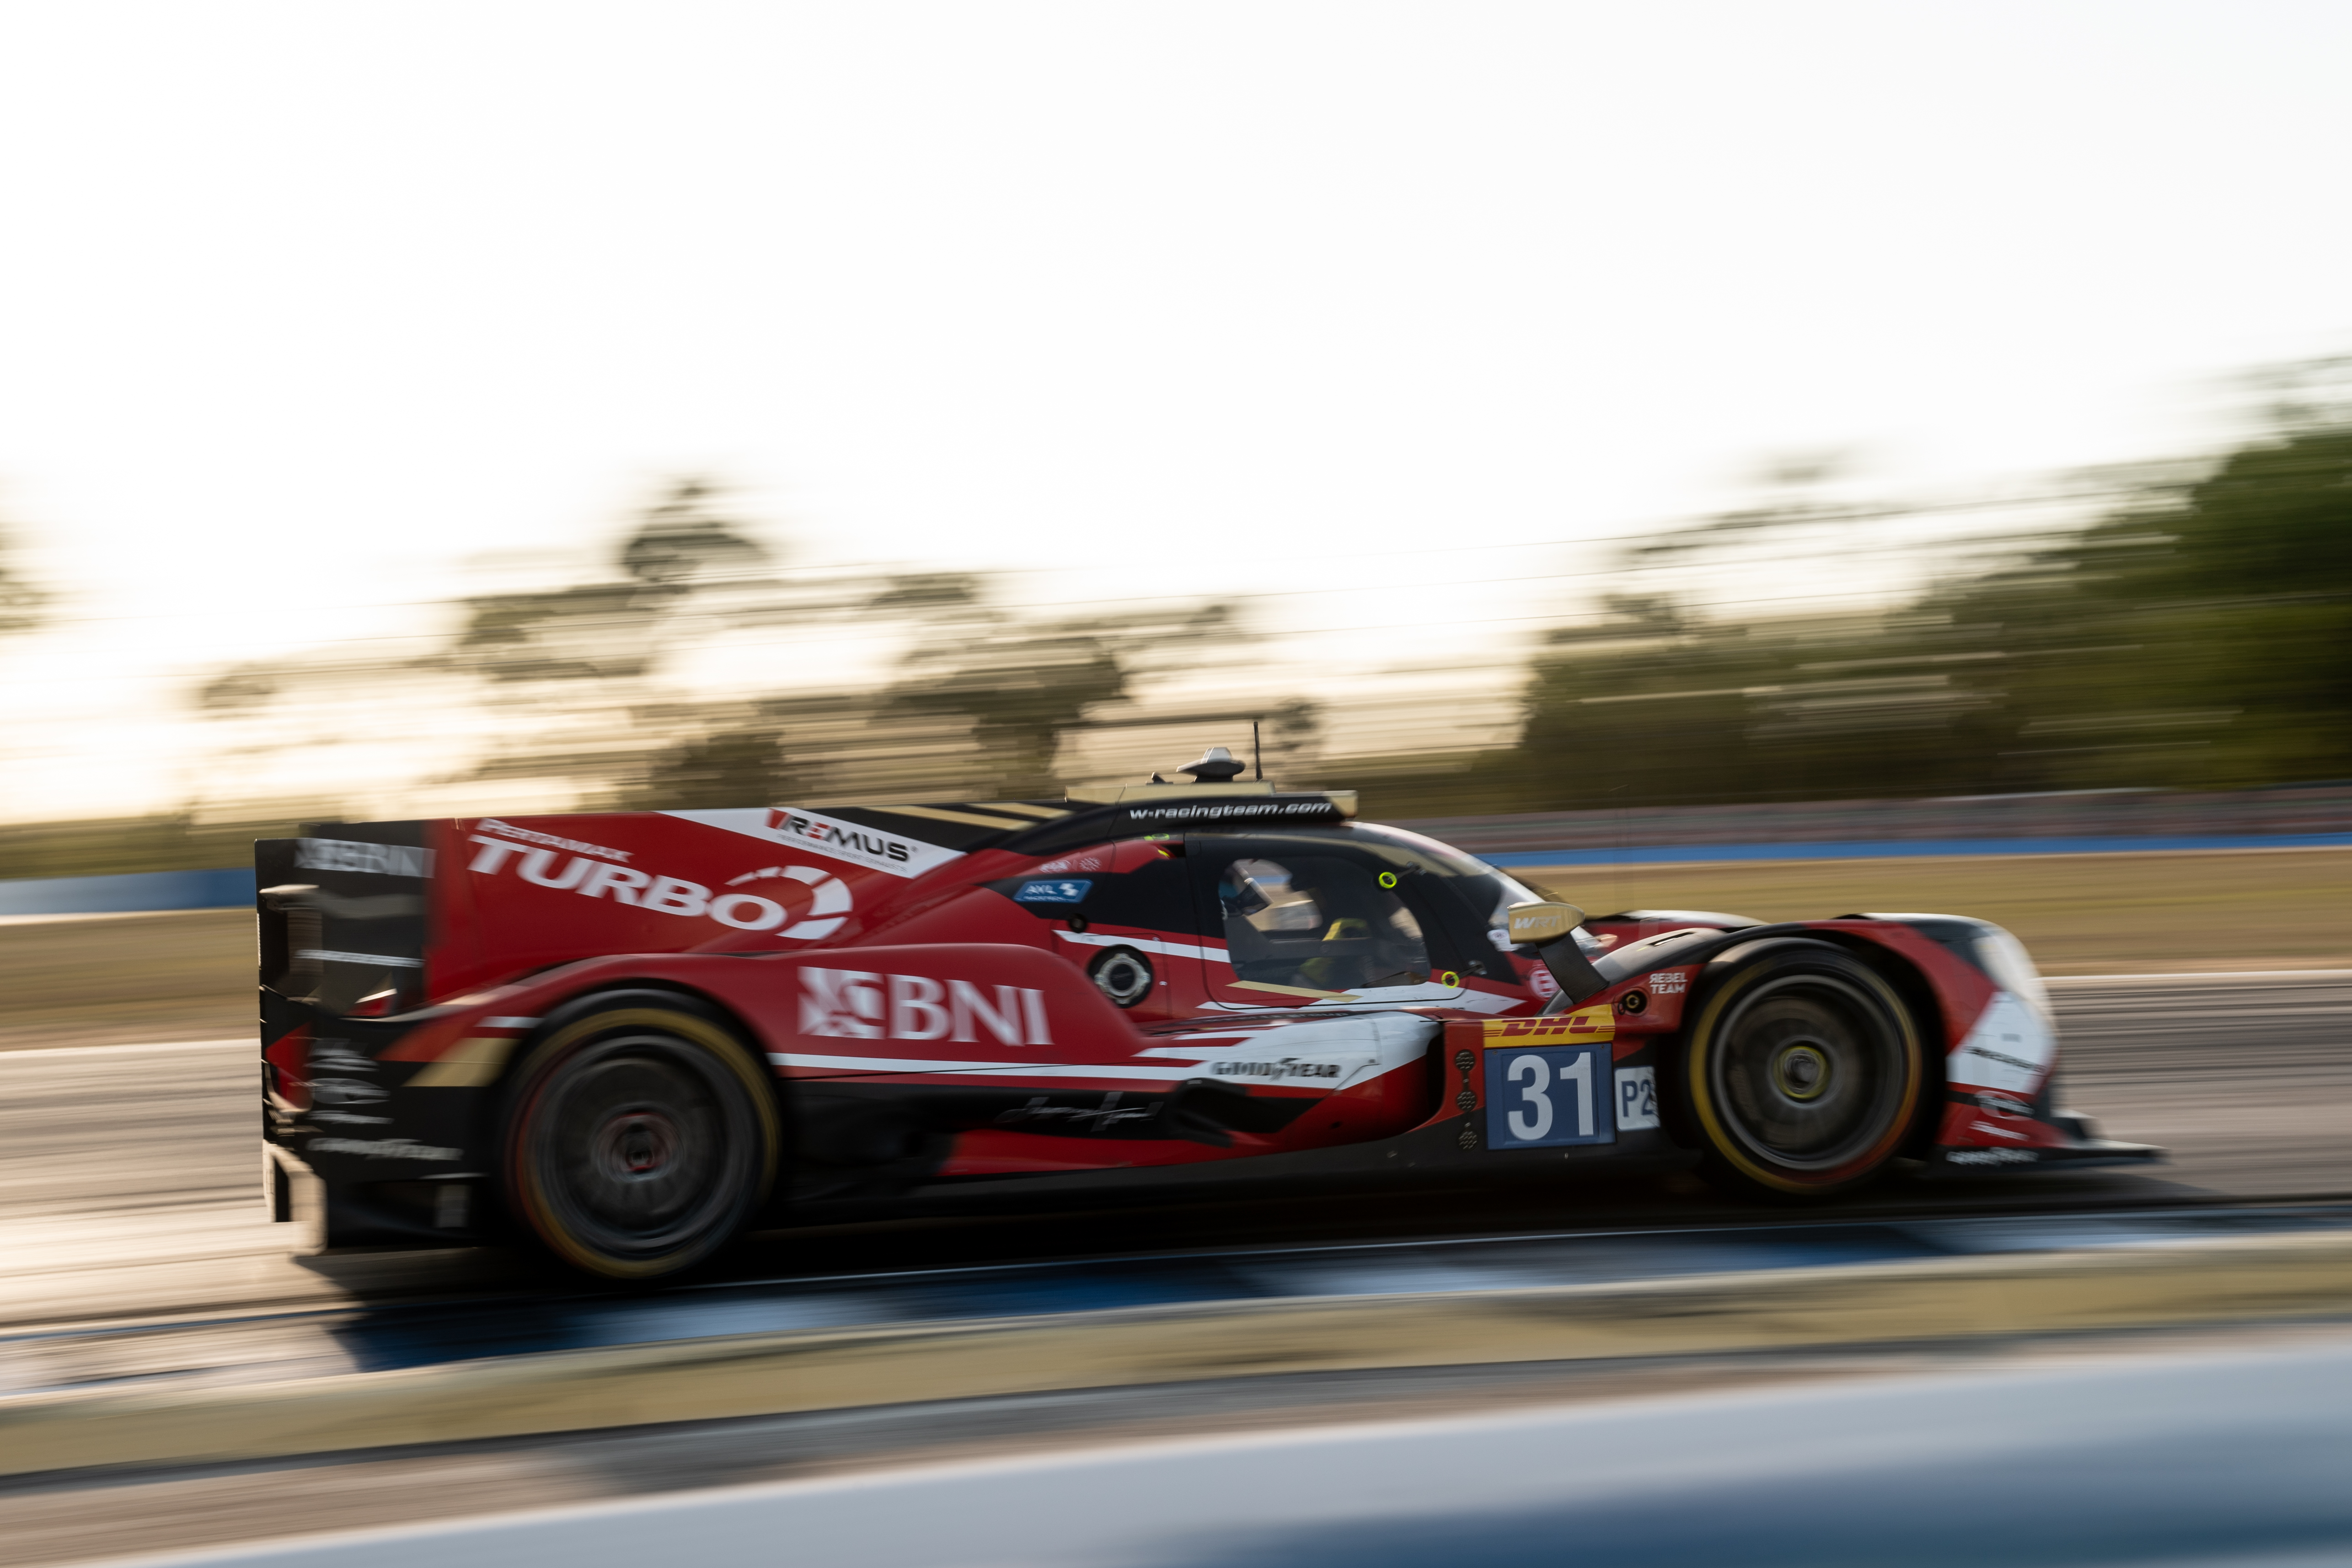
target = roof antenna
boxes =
[1253,718,1263,781]
[1178,745,1247,782]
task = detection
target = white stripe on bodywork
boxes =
[662,808,964,880]
[773,1053,1223,1082]
[1946,990,2057,1094]
[1053,929,1230,962]
[772,1012,1442,1092]
[1203,982,1522,1014]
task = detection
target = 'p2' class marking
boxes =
[1613,1065,1660,1130]
[1483,1043,1616,1149]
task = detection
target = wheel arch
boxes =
[490,979,795,1223]
[1670,934,1934,1193]
[1755,931,1950,1156]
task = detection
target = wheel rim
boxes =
[525,1032,757,1263]
[1709,975,1907,1172]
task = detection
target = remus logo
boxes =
[766,809,910,863]
[660,808,964,880]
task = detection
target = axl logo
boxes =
[801,967,1054,1045]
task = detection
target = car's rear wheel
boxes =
[502,998,779,1279]
[1680,942,1923,1199]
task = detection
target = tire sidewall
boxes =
[500,991,780,1279]
[1680,941,1923,1197]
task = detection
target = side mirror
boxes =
[1505,901,1587,947]
[1505,900,1608,1006]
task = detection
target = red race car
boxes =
[256,771,2154,1278]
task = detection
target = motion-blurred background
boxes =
[2,1,2349,861]
[7,10,2352,1565]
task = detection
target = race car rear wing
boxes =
[255,824,435,1040]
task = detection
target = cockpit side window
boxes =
[1211,852,1432,993]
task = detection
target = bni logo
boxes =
[800,967,1054,1045]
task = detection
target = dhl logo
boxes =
[1482,1006,1613,1044]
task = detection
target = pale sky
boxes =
[3,2,2348,821]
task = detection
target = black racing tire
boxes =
[500,994,779,1279]
[1088,946,1155,1008]
[1679,941,1925,1201]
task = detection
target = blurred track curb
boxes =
[8,1230,2352,1476]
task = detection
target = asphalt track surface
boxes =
[0,972,2347,1565]
[128,1332,2352,1568]
[3,973,2349,1335]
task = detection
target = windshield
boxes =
[1312,824,1566,955]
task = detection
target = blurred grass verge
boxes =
[1,849,2343,1051]
[0,912,254,1052]
[1517,848,2352,976]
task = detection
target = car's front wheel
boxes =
[1680,942,1924,1199]
[502,996,779,1279]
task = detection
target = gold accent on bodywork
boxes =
[408,1036,521,1088]
[1229,980,1361,1001]
[881,805,1039,831]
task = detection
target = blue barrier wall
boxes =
[1481,833,2352,867]
[0,868,254,918]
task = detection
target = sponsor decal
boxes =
[1614,1065,1661,1130]
[466,835,853,941]
[1970,1119,2031,1141]
[1013,879,1093,904]
[995,1092,1157,1130]
[310,1039,375,1075]
[309,1137,464,1161]
[311,1078,388,1107]
[477,819,632,864]
[1976,1090,2035,1118]
[1650,968,1692,996]
[1483,1006,1613,1044]
[799,967,1054,1046]
[1210,1057,1345,1081]
[660,807,962,879]
[1945,1147,2038,1167]
[1527,966,1560,999]
[1036,855,1107,874]
[1120,799,1341,824]
[297,838,434,879]
[1947,992,2057,1094]
[720,865,853,939]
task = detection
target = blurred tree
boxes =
[0,519,48,636]
[1959,385,2352,791]
[878,576,1243,797]
[626,722,800,809]
[448,477,775,688]
[1503,366,2352,811]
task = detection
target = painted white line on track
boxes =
[2046,969,2352,986]
[0,1038,249,1059]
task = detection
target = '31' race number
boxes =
[1483,1043,1616,1149]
